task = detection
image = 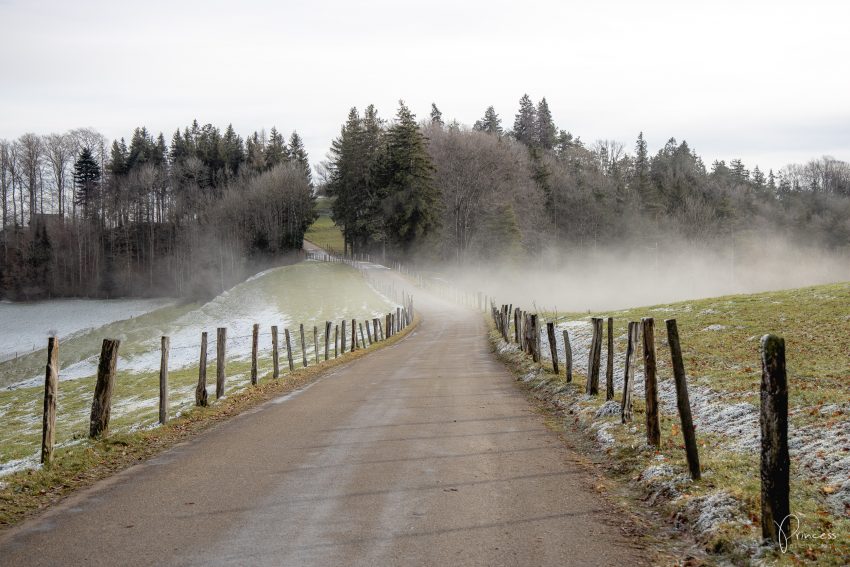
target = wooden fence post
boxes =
[587,318,602,396]
[272,326,280,379]
[89,339,120,438]
[334,325,339,358]
[251,323,259,385]
[562,329,573,382]
[324,321,331,360]
[300,323,308,367]
[366,320,373,344]
[665,319,701,480]
[760,334,790,543]
[196,332,208,406]
[285,328,295,371]
[621,322,638,424]
[514,308,521,344]
[606,317,614,401]
[642,318,660,446]
[351,319,358,351]
[397,308,401,333]
[41,337,58,465]
[359,323,366,348]
[314,325,319,364]
[546,322,559,374]
[159,336,169,424]
[341,320,347,353]
[216,327,226,399]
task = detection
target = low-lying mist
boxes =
[429,233,850,312]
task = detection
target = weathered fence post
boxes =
[159,336,170,424]
[251,323,259,385]
[514,308,521,344]
[351,319,358,351]
[272,326,280,379]
[760,334,790,543]
[334,325,339,358]
[89,339,120,438]
[314,325,319,364]
[216,327,226,399]
[561,329,573,382]
[341,320,347,353]
[642,318,660,446]
[366,320,373,344]
[196,332,208,406]
[528,314,540,362]
[41,337,58,465]
[621,322,638,424]
[605,317,614,401]
[396,308,401,333]
[587,318,603,395]
[359,323,366,348]
[546,322,559,374]
[665,319,701,480]
[324,321,331,360]
[285,328,295,371]
[300,323,308,367]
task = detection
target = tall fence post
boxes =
[642,318,660,446]
[251,323,259,385]
[159,336,169,424]
[314,325,319,364]
[300,323,308,367]
[334,325,339,358]
[341,320,347,353]
[324,321,331,360]
[351,319,358,351]
[666,319,701,480]
[41,337,58,465]
[546,322,559,375]
[285,328,294,371]
[366,320,373,345]
[216,327,226,399]
[587,318,602,395]
[90,339,120,438]
[562,329,573,382]
[605,317,614,401]
[359,323,366,348]
[272,326,280,379]
[621,322,638,424]
[196,332,208,406]
[760,334,790,543]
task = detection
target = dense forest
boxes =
[324,97,850,264]
[0,122,315,300]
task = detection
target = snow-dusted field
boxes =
[0,298,172,362]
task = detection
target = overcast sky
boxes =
[1,0,848,174]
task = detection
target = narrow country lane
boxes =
[0,286,645,566]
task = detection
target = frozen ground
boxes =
[0,298,172,362]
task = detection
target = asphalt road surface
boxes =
[0,281,644,566]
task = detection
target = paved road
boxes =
[0,285,643,566]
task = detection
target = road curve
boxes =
[0,287,644,566]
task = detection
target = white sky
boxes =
[1,0,848,174]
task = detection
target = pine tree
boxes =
[109,139,128,176]
[534,98,556,150]
[473,106,503,135]
[246,132,265,171]
[374,101,441,254]
[512,94,536,146]
[289,131,311,185]
[767,169,777,192]
[265,127,288,169]
[634,132,650,196]
[752,165,766,189]
[430,103,444,126]
[221,124,245,177]
[730,159,749,183]
[74,147,101,219]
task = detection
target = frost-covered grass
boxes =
[498,281,850,565]
[0,261,398,473]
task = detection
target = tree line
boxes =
[0,122,315,300]
[323,96,850,264]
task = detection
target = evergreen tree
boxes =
[246,132,265,172]
[169,130,188,164]
[430,103,444,126]
[288,131,311,186]
[730,159,749,183]
[752,165,766,189]
[265,127,288,170]
[74,147,101,219]
[767,169,777,192]
[512,94,536,146]
[373,101,441,254]
[473,106,503,135]
[534,97,557,150]
[221,124,245,176]
[109,139,129,176]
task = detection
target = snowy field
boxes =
[0,259,400,475]
[0,298,172,362]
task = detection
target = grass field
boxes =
[305,196,345,251]
[500,281,850,564]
